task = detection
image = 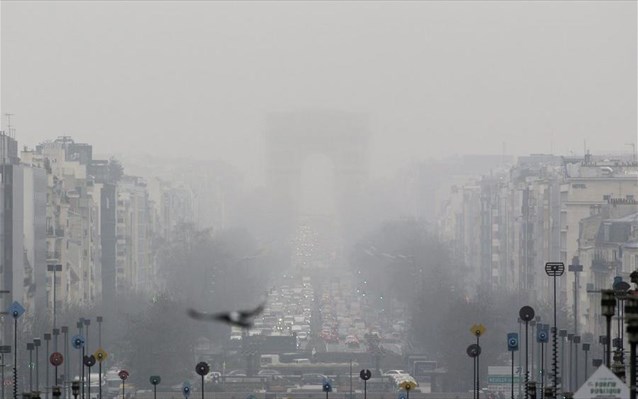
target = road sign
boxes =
[467,344,481,358]
[149,376,161,386]
[118,370,129,381]
[182,382,191,398]
[574,365,628,399]
[507,333,519,351]
[83,355,96,368]
[399,380,417,391]
[322,381,332,393]
[537,325,549,343]
[49,352,63,367]
[8,301,25,319]
[71,335,84,350]
[545,262,565,277]
[94,348,108,363]
[471,324,486,337]
[519,306,535,322]
[360,369,372,381]
[195,362,210,376]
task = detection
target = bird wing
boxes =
[239,302,266,318]
[188,308,231,322]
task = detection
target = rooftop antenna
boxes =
[3,113,14,137]
[626,143,637,163]
[583,139,587,156]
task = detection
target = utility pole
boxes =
[568,257,583,336]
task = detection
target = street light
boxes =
[8,301,25,399]
[601,290,617,368]
[559,329,567,396]
[520,306,536,399]
[568,257,583,335]
[70,382,78,399]
[75,322,82,399]
[195,362,209,399]
[567,334,573,392]
[26,344,34,392]
[43,334,51,399]
[545,262,565,399]
[625,296,638,399]
[573,336,580,389]
[467,344,481,399]
[95,318,102,349]
[1,345,12,399]
[46,265,62,329]
[60,328,68,399]
[33,340,41,394]
[507,333,520,399]
[582,343,591,381]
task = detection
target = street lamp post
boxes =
[44,334,51,399]
[559,330,567,396]
[520,306,536,399]
[467,344,481,399]
[1,345,12,399]
[75,323,82,399]
[567,334,573,392]
[568,257,583,335]
[573,336,580,390]
[46,265,62,329]
[60,328,68,399]
[536,325,549,399]
[95,318,102,349]
[625,296,638,399]
[26,344,34,392]
[51,331,59,362]
[613,278,630,380]
[601,290,617,368]
[507,333,520,399]
[531,319,537,384]
[9,301,25,399]
[545,262,564,398]
[582,344,590,381]
[599,336,607,368]
[470,324,486,399]
[33,340,40,395]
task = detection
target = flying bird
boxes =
[187,302,266,329]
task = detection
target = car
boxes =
[302,373,328,385]
[258,369,281,376]
[383,370,407,376]
[258,369,283,380]
[227,369,247,377]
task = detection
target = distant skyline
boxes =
[1,1,636,182]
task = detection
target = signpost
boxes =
[49,353,63,394]
[9,301,25,399]
[322,379,332,399]
[520,306,536,399]
[182,381,191,399]
[508,333,520,399]
[360,369,371,399]
[94,349,107,399]
[195,362,209,399]
[574,365,629,399]
[149,376,160,399]
[118,370,128,399]
[82,356,95,399]
[471,324,486,399]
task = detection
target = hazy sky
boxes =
[1,1,636,180]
